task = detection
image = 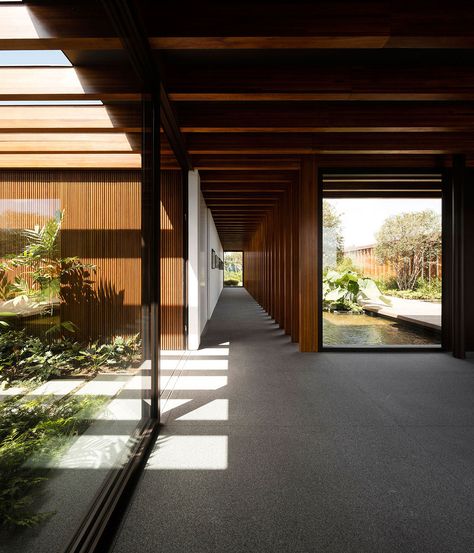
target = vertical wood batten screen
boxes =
[160,170,185,350]
[0,169,141,341]
[244,177,300,345]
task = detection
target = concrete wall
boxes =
[188,170,223,350]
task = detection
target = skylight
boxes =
[0,100,103,106]
[0,50,72,66]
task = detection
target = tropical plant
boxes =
[323,269,390,313]
[375,210,441,291]
[0,210,96,325]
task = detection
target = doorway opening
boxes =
[224,251,243,287]
[321,171,444,349]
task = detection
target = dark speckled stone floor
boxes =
[111,288,474,553]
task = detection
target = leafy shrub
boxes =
[223,270,242,283]
[381,277,442,301]
[0,331,141,386]
[323,269,390,313]
[335,256,358,273]
[224,279,240,286]
[0,394,105,527]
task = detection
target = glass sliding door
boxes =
[0,170,152,550]
[322,173,443,348]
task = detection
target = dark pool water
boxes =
[323,312,441,346]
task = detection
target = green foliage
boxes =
[323,269,390,313]
[335,256,358,273]
[224,279,240,286]
[375,210,441,290]
[224,270,242,283]
[0,331,141,386]
[0,394,105,527]
[379,277,442,301]
[224,252,243,284]
[0,210,96,320]
[322,200,344,268]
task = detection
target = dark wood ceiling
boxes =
[2,1,474,248]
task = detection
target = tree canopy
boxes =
[375,210,441,290]
[322,200,344,268]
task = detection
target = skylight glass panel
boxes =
[0,50,72,66]
[0,100,103,106]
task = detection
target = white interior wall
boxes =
[187,170,224,350]
[198,191,209,334]
[187,170,201,350]
[207,209,224,317]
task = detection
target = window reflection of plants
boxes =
[0,211,141,387]
[0,210,142,529]
[0,394,106,528]
[0,210,95,337]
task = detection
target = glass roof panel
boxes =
[0,50,72,66]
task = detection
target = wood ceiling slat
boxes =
[0,3,116,41]
[167,65,474,102]
[0,132,137,153]
[143,2,474,48]
[0,105,141,132]
[0,153,140,168]
[184,132,474,154]
[0,68,141,100]
[177,102,474,133]
[191,156,301,170]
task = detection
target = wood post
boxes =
[452,154,466,359]
[299,155,319,352]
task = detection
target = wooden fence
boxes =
[344,244,442,282]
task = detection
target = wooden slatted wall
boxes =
[244,173,300,344]
[0,169,141,341]
[160,169,185,350]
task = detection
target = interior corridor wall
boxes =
[188,170,223,350]
[160,169,184,350]
[208,210,224,317]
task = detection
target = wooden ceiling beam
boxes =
[184,133,474,154]
[142,2,474,49]
[177,102,474,133]
[0,132,138,153]
[0,153,140,168]
[0,105,141,133]
[200,170,295,182]
[191,156,301,170]
[167,65,474,102]
[0,67,141,100]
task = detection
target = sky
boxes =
[326,198,442,250]
[0,50,71,66]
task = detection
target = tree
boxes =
[322,200,344,268]
[375,210,441,290]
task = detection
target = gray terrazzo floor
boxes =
[110,287,474,553]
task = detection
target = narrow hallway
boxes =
[112,288,474,553]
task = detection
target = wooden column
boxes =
[291,176,300,342]
[452,154,465,359]
[299,155,319,352]
[142,97,161,418]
